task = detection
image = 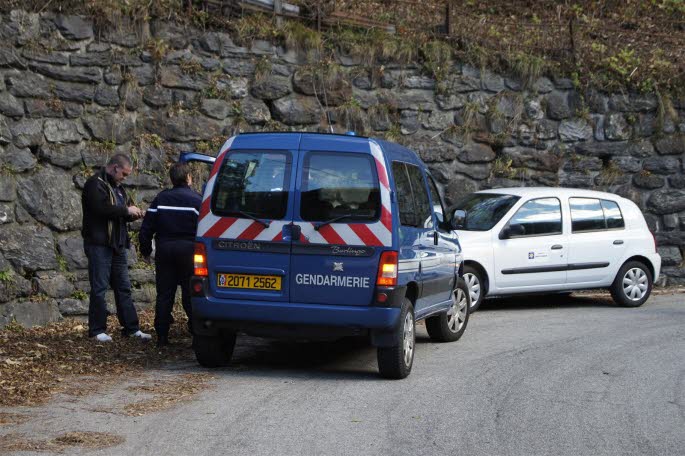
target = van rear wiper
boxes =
[237,211,270,228]
[314,214,367,231]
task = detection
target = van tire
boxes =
[377,298,415,379]
[193,333,237,368]
[610,261,653,307]
[463,265,484,312]
[426,277,470,342]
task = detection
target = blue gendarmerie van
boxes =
[188,132,469,378]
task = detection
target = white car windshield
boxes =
[453,193,520,231]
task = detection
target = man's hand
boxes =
[127,206,144,219]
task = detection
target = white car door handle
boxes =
[551,244,563,250]
[613,240,624,245]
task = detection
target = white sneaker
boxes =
[131,330,152,341]
[95,333,113,342]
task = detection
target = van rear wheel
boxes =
[193,333,237,368]
[377,298,415,379]
[426,277,470,342]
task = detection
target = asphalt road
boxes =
[4,293,685,456]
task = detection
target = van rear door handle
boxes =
[433,231,438,245]
[551,244,563,250]
[613,240,624,245]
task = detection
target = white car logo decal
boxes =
[333,262,344,272]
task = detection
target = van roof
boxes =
[229,132,424,167]
[478,187,627,201]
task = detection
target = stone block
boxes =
[201,99,232,120]
[0,144,37,172]
[250,74,292,101]
[56,233,88,270]
[0,300,61,328]
[16,167,82,231]
[142,111,224,141]
[271,94,322,126]
[654,133,684,155]
[39,143,83,169]
[559,119,592,142]
[10,119,44,148]
[457,142,496,163]
[633,172,664,190]
[57,298,88,316]
[54,15,94,40]
[647,190,685,214]
[609,93,658,112]
[53,81,96,102]
[604,113,631,140]
[0,224,58,272]
[34,271,74,299]
[241,97,271,125]
[0,92,23,117]
[642,156,680,175]
[44,119,84,143]
[0,175,16,202]
[6,72,51,98]
[84,112,135,144]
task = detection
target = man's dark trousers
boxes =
[85,244,139,337]
[154,240,194,337]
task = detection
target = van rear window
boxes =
[212,151,290,220]
[300,152,380,222]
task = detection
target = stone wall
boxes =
[0,10,684,327]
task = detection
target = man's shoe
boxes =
[157,335,170,347]
[131,330,152,341]
[94,333,113,342]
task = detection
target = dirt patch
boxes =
[121,372,215,416]
[0,412,30,426]
[0,308,194,407]
[0,431,124,453]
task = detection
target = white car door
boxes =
[493,197,568,290]
[566,197,627,285]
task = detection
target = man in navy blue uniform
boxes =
[139,163,202,347]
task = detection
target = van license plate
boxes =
[217,273,282,290]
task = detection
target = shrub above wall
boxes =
[0,9,683,328]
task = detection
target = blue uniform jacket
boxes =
[138,184,202,257]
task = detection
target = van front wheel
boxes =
[193,333,237,368]
[377,298,415,379]
[426,277,470,342]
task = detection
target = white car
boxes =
[450,188,661,311]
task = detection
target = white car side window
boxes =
[507,197,562,237]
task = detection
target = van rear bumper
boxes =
[192,296,402,333]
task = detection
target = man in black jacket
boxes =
[139,163,202,347]
[81,154,151,342]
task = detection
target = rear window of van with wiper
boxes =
[300,152,380,222]
[212,151,291,220]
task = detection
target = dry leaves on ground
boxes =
[0,308,194,407]
[0,431,124,453]
[121,372,215,416]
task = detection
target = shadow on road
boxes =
[209,335,383,380]
[477,293,617,312]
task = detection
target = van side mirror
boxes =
[500,223,525,239]
[450,209,467,230]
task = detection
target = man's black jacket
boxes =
[81,168,133,249]
[138,184,202,257]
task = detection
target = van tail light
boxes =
[377,251,398,287]
[194,242,208,277]
[651,231,657,253]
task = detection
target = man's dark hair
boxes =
[170,163,191,186]
[107,154,132,168]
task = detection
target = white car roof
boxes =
[477,187,626,201]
